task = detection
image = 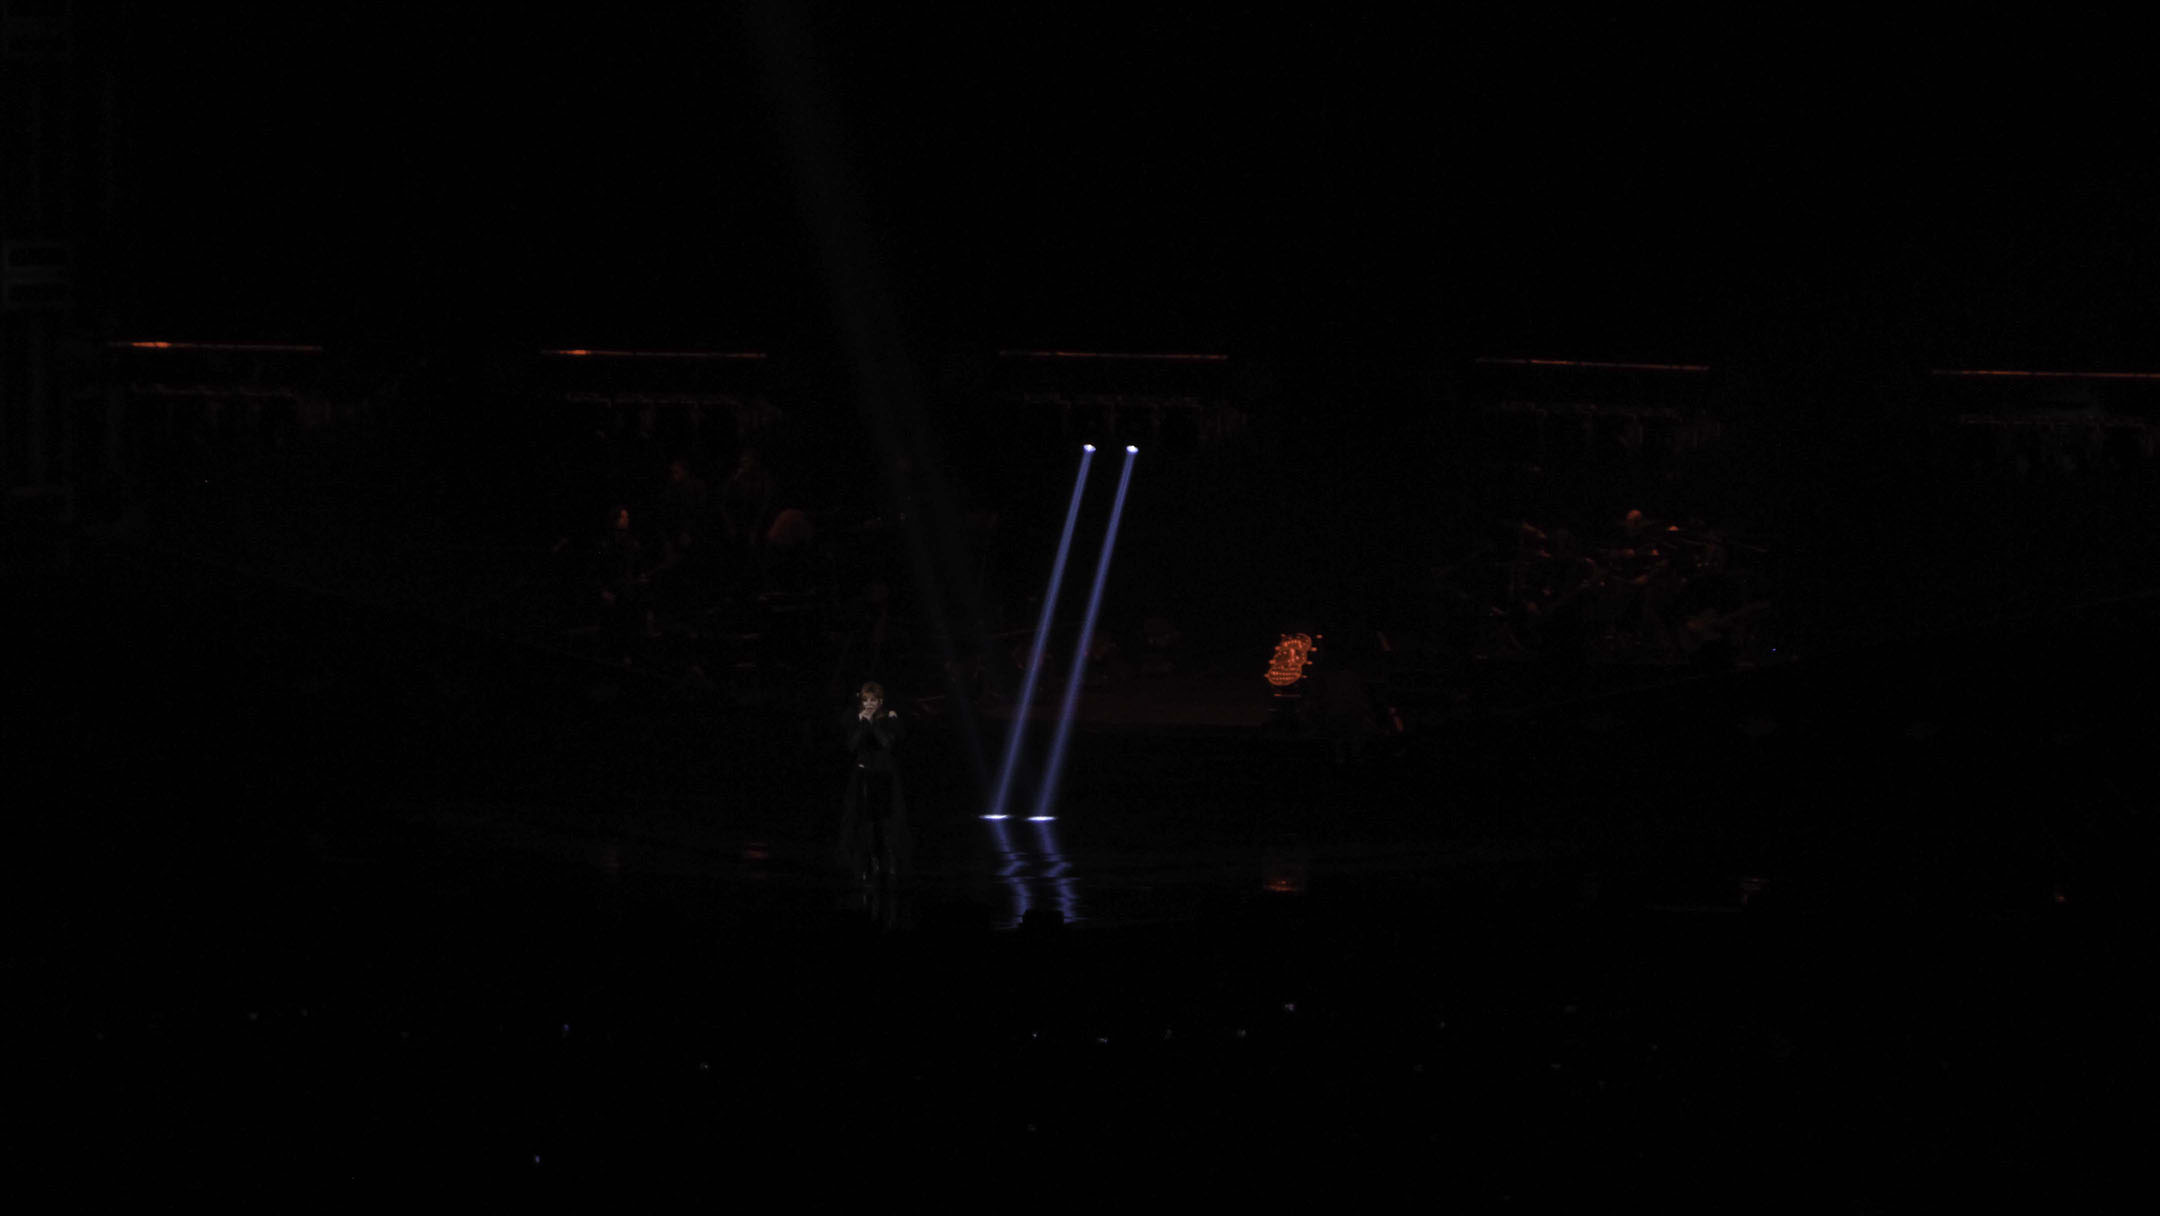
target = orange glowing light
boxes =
[1266,633,1315,687]
[111,341,323,353]
[1263,859,1308,894]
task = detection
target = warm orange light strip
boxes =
[998,350,1228,363]
[542,349,766,360]
[110,341,324,353]
[1476,357,1711,373]
[1931,369,2160,381]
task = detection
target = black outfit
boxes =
[838,707,910,878]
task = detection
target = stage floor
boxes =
[18,542,2151,1192]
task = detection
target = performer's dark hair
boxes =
[859,681,885,700]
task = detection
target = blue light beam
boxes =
[1032,446,1136,820]
[985,446,1095,819]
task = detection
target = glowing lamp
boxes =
[1266,633,1315,687]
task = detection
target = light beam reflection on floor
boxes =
[980,446,1101,928]
[981,812,1085,928]
[1036,818,1080,923]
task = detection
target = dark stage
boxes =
[5,3,2155,1201]
[10,527,2150,1199]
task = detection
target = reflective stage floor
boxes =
[10,541,2151,1198]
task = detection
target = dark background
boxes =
[89,7,2159,374]
[8,6,2156,1196]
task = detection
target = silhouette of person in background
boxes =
[721,448,777,548]
[595,505,645,664]
[657,457,710,541]
[763,506,817,594]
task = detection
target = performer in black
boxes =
[839,681,910,897]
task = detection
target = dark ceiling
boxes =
[85,6,2158,370]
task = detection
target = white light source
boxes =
[981,814,1010,820]
[1125,445,1138,453]
[1027,815,1055,822]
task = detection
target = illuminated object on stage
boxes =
[985,446,1095,820]
[1031,446,1136,821]
[1266,633,1317,687]
[1264,849,1309,895]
